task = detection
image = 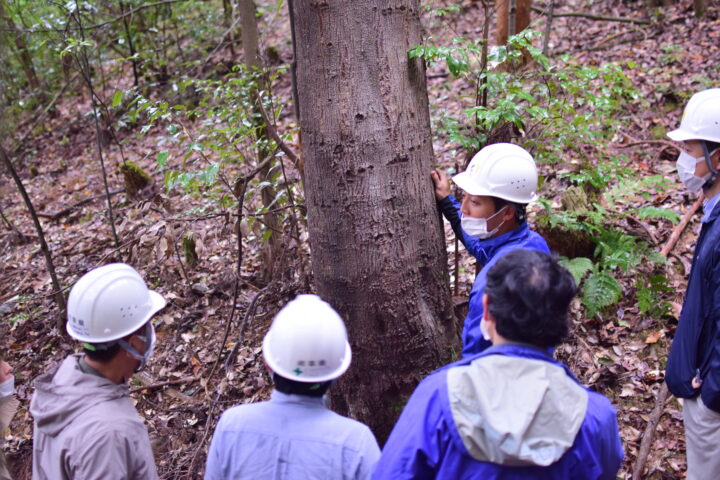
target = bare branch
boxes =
[531,6,650,25]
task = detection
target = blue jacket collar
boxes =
[441,343,580,383]
[475,221,530,253]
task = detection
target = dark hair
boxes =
[704,141,720,155]
[83,343,122,363]
[82,322,148,363]
[491,197,527,223]
[273,373,332,397]
[485,249,576,348]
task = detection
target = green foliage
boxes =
[558,257,593,286]
[120,64,297,242]
[1,0,228,122]
[544,194,672,319]
[540,165,676,318]
[409,29,638,162]
[637,274,672,318]
[582,271,622,319]
[410,23,663,321]
[635,206,680,224]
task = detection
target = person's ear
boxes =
[482,294,493,324]
[501,205,515,222]
[124,334,143,356]
[482,294,496,328]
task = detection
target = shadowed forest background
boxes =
[1,0,719,478]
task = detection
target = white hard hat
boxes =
[667,88,720,143]
[67,263,166,344]
[263,294,351,383]
[452,143,538,203]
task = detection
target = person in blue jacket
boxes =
[373,249,624,480]
[664,88,720,480]
[204,294,380,480]
[431,143,550,356]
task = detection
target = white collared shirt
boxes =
[703,192,720,223]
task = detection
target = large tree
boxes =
[290,0,458,441]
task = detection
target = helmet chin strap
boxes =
[702,140,719,191]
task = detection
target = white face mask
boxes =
[461,206,508,239]
[677,151,711,192]
[119,322,156,372]
[0,377,14,397]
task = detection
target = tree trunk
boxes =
[694,0,706,17]
[291,0,459,442]
[238,0,283,283]
[0,0,42,92]
[495,0,532,46]
[0,143,66,330]
[224,0,237,58]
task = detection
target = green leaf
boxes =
[635,206,680,224]
[558,257,594,286]
[112,91,123,108]
[156,150,169,168]
[582,272,622,318]
[637,287,655,316]
[201,163,219,185]
[637,274,672,316]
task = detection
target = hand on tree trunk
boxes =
[431,169,451,200]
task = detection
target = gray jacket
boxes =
[1,394,19,480]
[30,354,158,480]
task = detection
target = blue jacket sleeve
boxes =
[598,403,624,480]
[437,196,490,264]
[561,392,623,480]
[372,372,452,480]
[700,255,720,413]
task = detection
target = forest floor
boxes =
[1,1,720,478]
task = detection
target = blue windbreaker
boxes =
[373,345,624,480]
[666,195,720,413]
[438,196,550,356]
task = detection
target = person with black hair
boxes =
[30,263,165,480]
[204,294,380,480]
[431,143,550,357]
[374,250,623,479]
[665,88,720,479]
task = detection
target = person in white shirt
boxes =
[204,294,381,480]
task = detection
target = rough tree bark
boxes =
[291,0,459,441]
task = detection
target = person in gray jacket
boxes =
[1,359,19,480]
[30,263,166,480]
